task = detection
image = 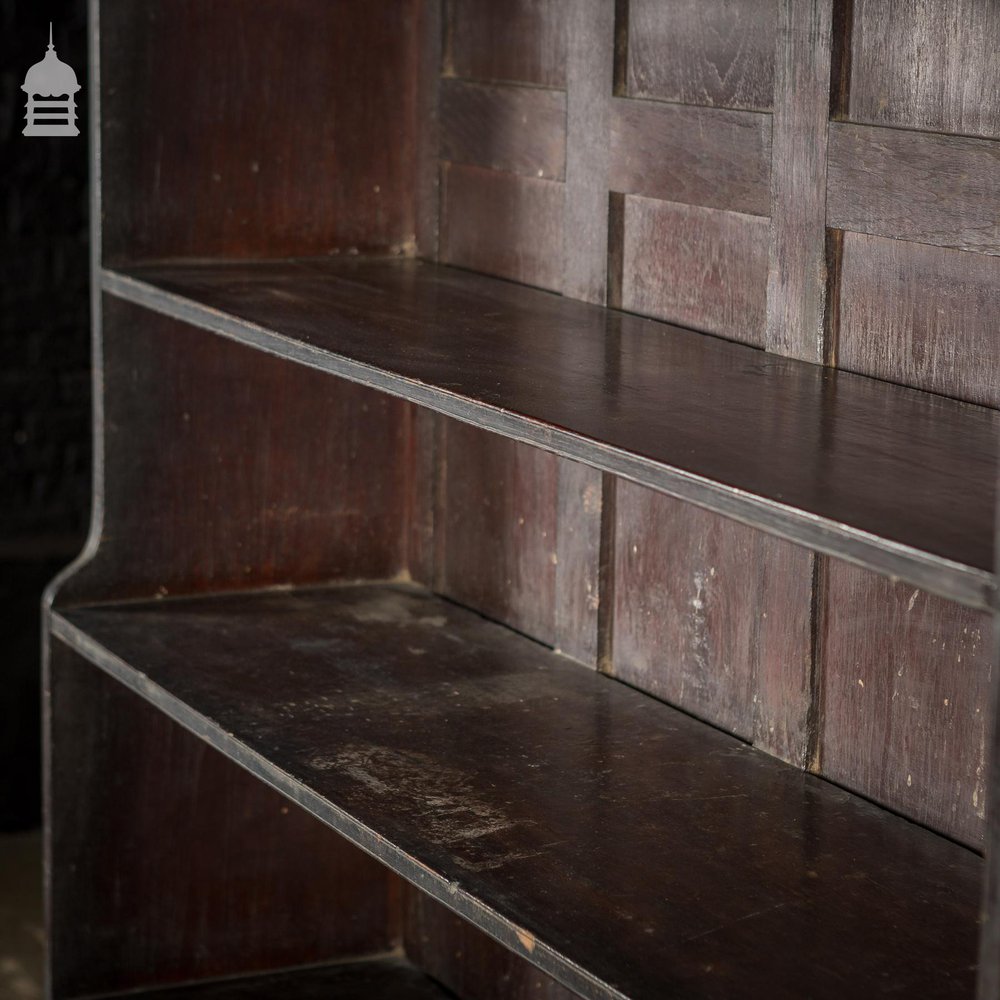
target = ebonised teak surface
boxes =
[102,257,998,611]
[54,582,982,1000]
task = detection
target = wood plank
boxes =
[415,0,442,258]
[45,641,397,998]
[610,97,771,217]
[764,0,833,363]
[848,0,1000,139]
[827,123,1000,256]
[819,561,994,849]
[626,0,776,111]
[404,888,577,1000]
[445,0,568,88]
[85,957,452,999]
[441,164,565,292]
[54,582,982,1000]
[103,258,1000,609]
[436,420,558,646]
[837,232,1000,408]
[618,195,769,346]
[101,0,422,262]
[59,295,409,605]
[554,460,602,666]
[440,80,566,181]
[562,0,615,303]
[611,482,813,764]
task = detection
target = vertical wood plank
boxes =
[626,0,777,111]
[849,0,1000,139]
[820,562,994,849]
[611,482,813,764]
[554,460,602,666]
[415,0,442,258]
[764,0,834,363]
[406,405,438,587]
[562,0,615,303]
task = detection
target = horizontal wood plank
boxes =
[103,257,999,609]
[54,582,982,1000]
[440,80,566,180]
[609,97,772,216]
[827,122,1000,255]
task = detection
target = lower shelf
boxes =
[54,581,982,1000]
[86,956,452,998]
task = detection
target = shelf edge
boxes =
[102,267,997,613]
[49,610,627,1000]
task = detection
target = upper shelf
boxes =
[55,581,980,1000]
[103,257,998,610]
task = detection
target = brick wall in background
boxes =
[1,0,90,829]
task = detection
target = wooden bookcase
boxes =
[45,2,1000,997]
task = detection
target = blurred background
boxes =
[2,0,89,993]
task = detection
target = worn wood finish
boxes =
[441,164,565,292]
[764,0,833,363]
[406,405,439,588]
[101,0,422,263]
[837,232,1000,409]
[618,195,769,345]
[84,958,451,1000]
[404,888,577,1000]
[625,0,776,111]
[45,640,397,998]
[445,0,568,88]
[554,460,602,666]
[53,582,982,1000]
[848,0,1000,139]
[611,483,813,764]
[827,123,1000,256]
[415,0,443,259]
[58,295,409,605]
[104,258,999,609]
[819,561,994,849]
[562,0,615,304]
[610,98,771,217]
[436,420,558,646]
[440,80,566,181]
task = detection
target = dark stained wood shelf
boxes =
[102,257,998,611]
[86,956,453,999]
[54,582,982,1000]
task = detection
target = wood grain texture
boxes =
[445,0,568,88]
[105,257,1000,608]
[611,482,813,764]
[60,295,409,605]
[101,0,422,262]
[405,405,438,587]
[554,460,602,666]
[764,0,833,363]
[415,0,442,258]
[403,888,577,1000]
[819,561,994,849]
[849,0,1000,138]
[440,79,567,180]
[441,163,565,292]
[46,641,397,998]
[618,195,769,345]
[626,0,776,111]
[55,582,983,1000]
[837,232,1000,409]
[827,123,1000,255]
[610,97,772,216]
[436,419,558,645]
[79,958,453,1000]
[562,0,615,303]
